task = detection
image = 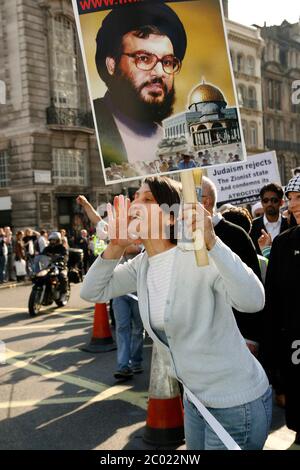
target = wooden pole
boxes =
[180,169,209,267]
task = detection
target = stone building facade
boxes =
[226,18,265,155]
[260,21,300,183]
[0,0,129,231]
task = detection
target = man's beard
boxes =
[108,72,175,124]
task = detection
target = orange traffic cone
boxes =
[81,303,116,353]
[143,343,184,446]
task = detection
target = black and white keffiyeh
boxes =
[285,175,300,195]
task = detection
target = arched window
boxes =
[52,15,78,109]
[247,56,255,76]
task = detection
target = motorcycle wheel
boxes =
[55,285,71,308]
[28,288,43,317]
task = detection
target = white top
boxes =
[38,236,48,253]
[263,214,282,241]
[147,247,176,331]
[0,238,8,256]
[81,238,268,409]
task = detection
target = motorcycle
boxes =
[28,256,70,317]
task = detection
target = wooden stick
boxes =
[180,169,209,267]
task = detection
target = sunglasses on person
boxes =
[261,197,280,204]
[121,51,181,75]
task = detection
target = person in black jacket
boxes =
[262,175,300,448]
[202,177,263,355]
[43,232,69,300]
[250,183,289,254]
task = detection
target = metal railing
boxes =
[266,139,300,152]
[46,106,94,128]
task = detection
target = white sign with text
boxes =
[207,151,281,206]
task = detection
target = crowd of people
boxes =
[106,145,243,181]
[78,171,299,451]
[0,226,98,284]
[1,169,299,450]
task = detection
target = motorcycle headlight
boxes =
[36,269,49,277]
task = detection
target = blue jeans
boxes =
[112,295,144,371]
[183,385,273,450]
[0,255,7,283]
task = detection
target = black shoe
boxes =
[132,366,144,374]
[114,368,133,380]
[295,432,300,444]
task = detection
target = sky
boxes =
[229,0,300,27]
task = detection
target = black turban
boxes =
[95,2,187,84]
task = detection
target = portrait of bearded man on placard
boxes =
[93,3,187,170]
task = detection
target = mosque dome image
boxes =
[158,79,242,161]
[189,81,227,113]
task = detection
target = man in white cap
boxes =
[262,175,300,449]
[251,201,264,219]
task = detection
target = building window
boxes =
[51,16,78,109]
[237,85,246,107]
[248,87,257,108]
[275,120,283,141]
[242,120,248,146]
[277,155,286,182]
[267,80,273,108]
[250,122,258,147]
[267,118,274,140]
[237,53,245,73]
[291,122,297,143]
[267,80,281,110]
[53,149,87,186]
[247,56,255,76]
[279,48,287,68]
[0,151,9,188]
[230,50,235,70]
[274,81,281,109]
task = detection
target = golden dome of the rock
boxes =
[189,82,226,106]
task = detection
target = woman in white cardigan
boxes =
[81,176,272,450]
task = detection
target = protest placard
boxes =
[206,151,281,207]
[72,0,246,185]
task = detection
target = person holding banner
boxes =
[81,176,272,450]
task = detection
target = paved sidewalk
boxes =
[0,280,31,290]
